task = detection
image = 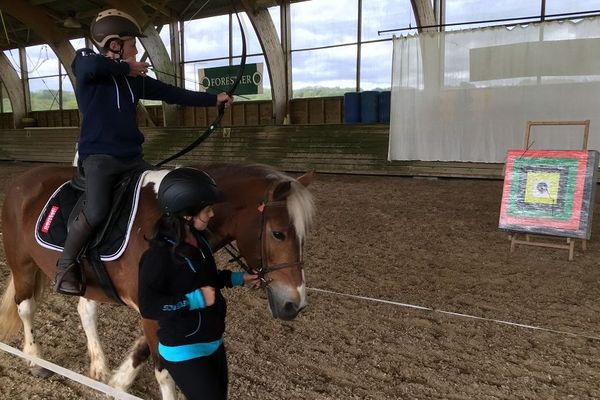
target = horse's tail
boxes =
[0,271,46,341]
[0,274,20,340]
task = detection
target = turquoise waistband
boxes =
[158,336,224,362]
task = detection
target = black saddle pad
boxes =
[35,172,147,261]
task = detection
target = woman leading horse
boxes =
[0,162,315,398]
[140,167,261,400]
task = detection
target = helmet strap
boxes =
[105,38,124,59]
[183,216,195,229]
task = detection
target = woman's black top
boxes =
[138,231,241,361]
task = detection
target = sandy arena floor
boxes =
[1,161,600,399]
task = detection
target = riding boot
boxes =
[54,213,94,296]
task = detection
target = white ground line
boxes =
[307,287,600,341]
[0,341,143,400]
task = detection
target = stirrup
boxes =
[54,262,86,296]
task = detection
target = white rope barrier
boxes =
[1,283,596,399]
[0,341,143,400]
[307,287,600,341]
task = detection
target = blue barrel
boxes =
[378,90,391,123]
[344,92,361,124]
[360,91,379,123]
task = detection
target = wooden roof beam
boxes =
[0,1,76,85]
[140,0,175,19]
[410,0,436,32]
[240,0,286,124]
[0,51,26,127]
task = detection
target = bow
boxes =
[156,0,247,168]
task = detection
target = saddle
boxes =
[36,166,150,304]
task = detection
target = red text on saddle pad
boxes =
[41,205,59,233]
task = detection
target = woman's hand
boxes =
[200,286,216,306]
[244,272,261,288]
[124,59,150,77]
[216,92,234,108]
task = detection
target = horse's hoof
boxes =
[30,365,54,378]
[90,367,110,383]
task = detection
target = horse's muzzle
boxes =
[267,287,305,320]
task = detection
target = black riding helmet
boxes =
[158,168,224,215]
[90,9,146,49]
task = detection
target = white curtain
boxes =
[389,17,600,162]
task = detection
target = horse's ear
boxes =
[296,170,315,187]
[273,181,292,201]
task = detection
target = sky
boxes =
[6,0,600,97]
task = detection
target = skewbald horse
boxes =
[0,162,315,398]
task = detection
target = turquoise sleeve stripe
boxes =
[185,289,205,310]
[159,337,224,362]
[231,271,244,287]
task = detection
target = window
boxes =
[159,24,172,58]
[360,41,392,90]
[292,45,357,97]
[269,6,281,39]
[232,12,263,56]
[362,0,415,41]
[545,0,600,17]
[61,77,77,110]
[182,12,270,100]
[184,15,229,61]
[29,76,60,111]
[445,0,541,30]
[26,45,60,111]
[291,0,358,49]
[1,83,12,113]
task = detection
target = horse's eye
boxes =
[272,231,285,241]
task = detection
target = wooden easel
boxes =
[508,120,590,261]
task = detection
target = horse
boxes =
[0,162,315,399]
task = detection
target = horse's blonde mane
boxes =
[144,164,315,241]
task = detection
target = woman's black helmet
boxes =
[90,9,146,49]
[158,168,224,215]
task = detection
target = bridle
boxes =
[220,197,304,288]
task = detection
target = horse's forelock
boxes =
[264,170,315,243]
[287,181,315,243]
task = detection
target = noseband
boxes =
[222,198,304,287]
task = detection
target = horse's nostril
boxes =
[284,302,296,312]
[277,302,299,321]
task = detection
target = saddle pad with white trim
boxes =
[35,171,148,261]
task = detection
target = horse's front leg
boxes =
[109,335,150,393]
[155,367,177,400]
[111,319,178,400]
[77,297,110,382]
[143,318,177,400]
